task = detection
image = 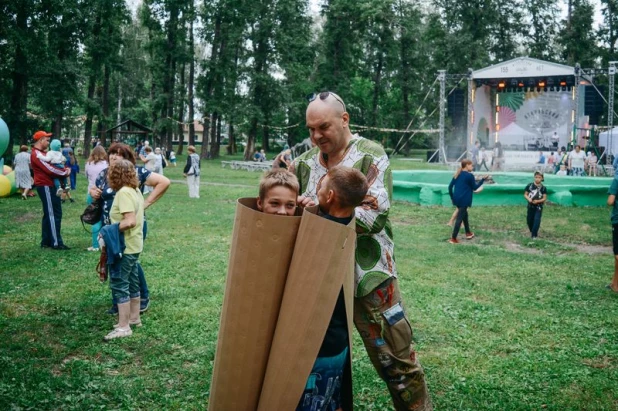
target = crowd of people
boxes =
[470,139,603,176]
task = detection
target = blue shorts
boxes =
[297,347,348,411]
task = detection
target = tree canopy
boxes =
[0,0,615,160]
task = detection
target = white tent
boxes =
[598,127,618,155]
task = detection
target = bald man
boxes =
[292,92,432,411]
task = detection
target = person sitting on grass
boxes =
[448,159,489,244]
[256,167,369,411]
[524,171,547,239]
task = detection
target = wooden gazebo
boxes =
[105,119,153,146]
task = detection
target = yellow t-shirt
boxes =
[110,187,144,254]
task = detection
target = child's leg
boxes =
[531,208,542,238]
[462,207,470,233]
[70,172,76,190]
[447,208,458,226]
[526,207,535,233]
[452,207,466,238]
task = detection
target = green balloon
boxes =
[0,118,9,157]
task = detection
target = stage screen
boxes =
[471,84,586,151]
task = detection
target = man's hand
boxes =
[297,195,315,208]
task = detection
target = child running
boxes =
[448,159,488,244]
[256,167,368,411]
[524,171,547,239]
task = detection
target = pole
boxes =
[438,70,446,163]
[572,63,580,149]
[608,61,616,165]
[467,68,474,160]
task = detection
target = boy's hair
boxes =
[259,170,300,200]
[326,166,369,208]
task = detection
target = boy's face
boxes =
[534,174,543,184]
[258,186,297,216]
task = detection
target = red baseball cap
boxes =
[33,130,53,141]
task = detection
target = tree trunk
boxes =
[228,121,236,154]
[176,61,186,153]
[201,115,210,159]
[262,113,270,152]
[245,117,258,160]
[210,111,219,158]
[183,19,196,155]
[100,64,111,146]
[9,1,28,151]
[83,75,96,158]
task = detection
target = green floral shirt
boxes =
[291,135,395,297]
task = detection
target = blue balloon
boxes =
[0,118,9,157]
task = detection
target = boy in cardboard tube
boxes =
[256,168,367,411]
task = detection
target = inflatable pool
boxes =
[393,170,613,207]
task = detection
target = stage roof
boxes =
[472,57,574,80]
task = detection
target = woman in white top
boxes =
[139,147,157,193]
[84,145,108,251]
[14,145,33,199]
[568,145,587,176]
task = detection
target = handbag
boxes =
[81,199,102,225]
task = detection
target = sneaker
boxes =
[56,188,64,197]
[106,305,119,315]
[140,299,150,313]
[465,232,475,240]
[104,327,132,341]
[447,238,459,244]
[86,247,100,252]
[69,198,75,203]
[52,244,71,250]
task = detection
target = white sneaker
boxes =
[104,327,132,341]
[86,247,100,252]
[56,188,64,197]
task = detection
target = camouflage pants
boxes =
[354,278,432,411]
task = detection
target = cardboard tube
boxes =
[258,208,356,410]
[208,198,302,411]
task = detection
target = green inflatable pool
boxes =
[392,170,614,207]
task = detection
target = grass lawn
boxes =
[1,152,617,410]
